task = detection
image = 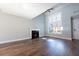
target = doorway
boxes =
[71,14,79,40]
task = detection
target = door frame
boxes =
[71,17,74,41]
[71,14,79,41]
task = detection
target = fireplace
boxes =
[32,30,39,39]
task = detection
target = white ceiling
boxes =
[0,3,57,19]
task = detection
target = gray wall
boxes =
[32,14,45,37]
[45,3,79,40]
[0,12,32,43]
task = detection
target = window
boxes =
[48,12,63,34]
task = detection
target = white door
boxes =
[73,16,79,40]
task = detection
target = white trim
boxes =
[54,36,71,40]
[0,37,31,44]
[46,34,72,40]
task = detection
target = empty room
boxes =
[0,3,79,56]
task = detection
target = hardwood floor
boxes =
[0,37,78,56]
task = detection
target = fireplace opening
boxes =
[32,30,39,39]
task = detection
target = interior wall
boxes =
[1,3,79,43]
[45,3,79,40]
[0,12,32,43]
[32,14,45,37]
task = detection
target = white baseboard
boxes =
[0,37,31,44]
[53,36,72,40]
[45,35,72,40]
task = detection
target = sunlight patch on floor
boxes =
[41,37,47,40]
